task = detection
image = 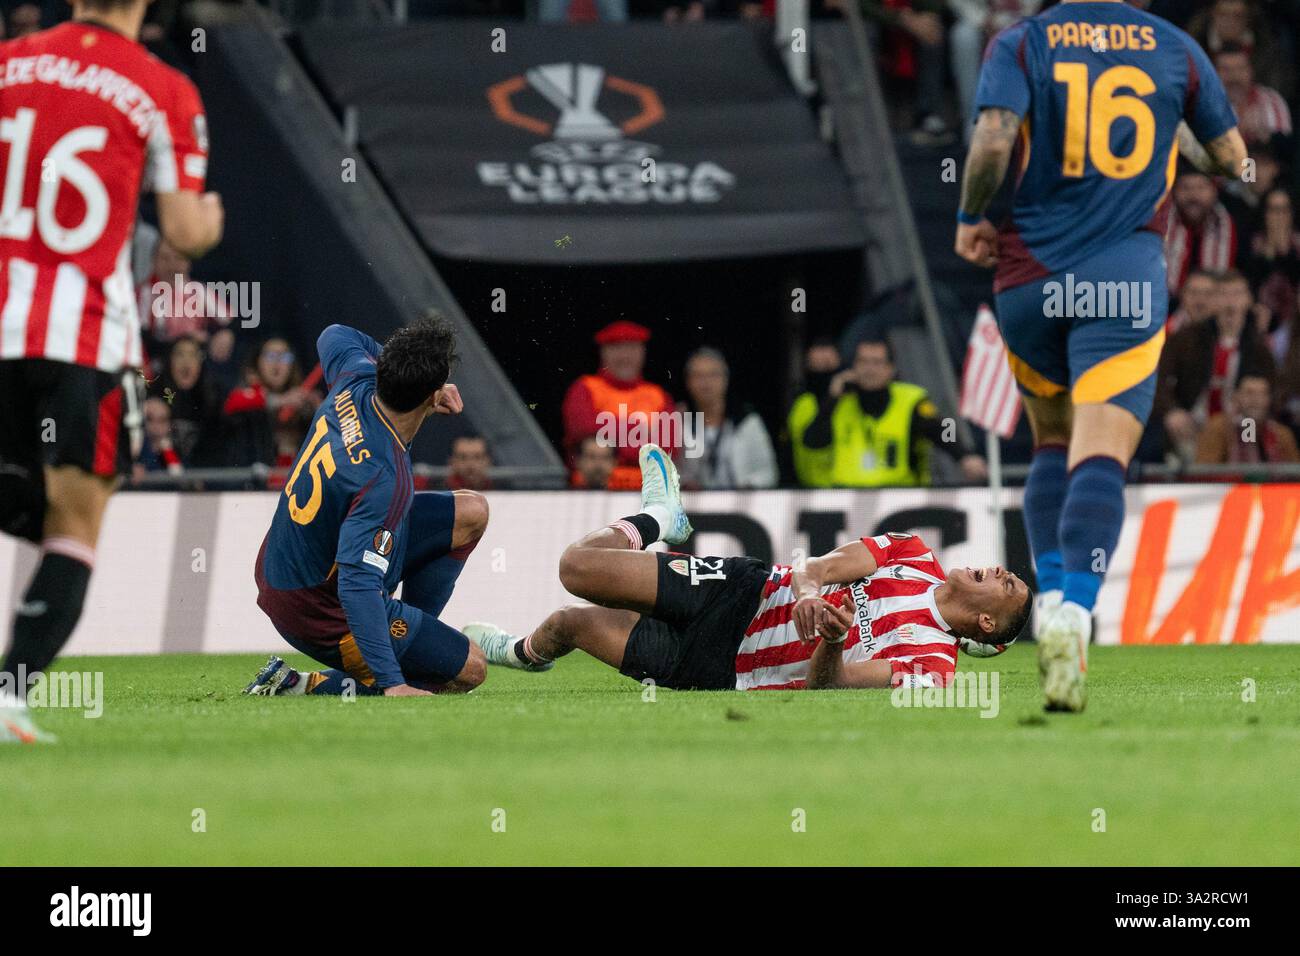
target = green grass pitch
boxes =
[3,645,1298,865]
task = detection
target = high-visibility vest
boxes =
[826,382,930,487]
[788,392,834,488]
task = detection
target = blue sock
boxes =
[1023,445,1068,593]
[402,551,471,619]
[1059,456,1127,612]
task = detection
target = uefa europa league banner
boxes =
[295,22,864,263]
[0,485,1296,657]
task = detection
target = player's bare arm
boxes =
[791,541,877,644]
[955,107,1021,268]
[156,190,225,259]
[1175,123,1249,181]
[803,602,897,690]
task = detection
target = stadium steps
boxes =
[185,9,565,479]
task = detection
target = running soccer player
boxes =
[0,0,223,742]
[954,1,1247,711]
[244,318,488,698]
[466,445,1031,692]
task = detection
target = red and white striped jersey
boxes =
[1236,85,1292,145]
[0,22,208,372]
[735,533,958,691]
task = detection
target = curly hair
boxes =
[375,310,458,413]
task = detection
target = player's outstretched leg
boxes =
[467,443,689,671]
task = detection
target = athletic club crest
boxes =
[372,529,394,556]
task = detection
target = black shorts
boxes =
[0,359,142,480]
[618,552,769,691]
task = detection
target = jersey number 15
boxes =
[286,417,337,526]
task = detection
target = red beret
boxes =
[594,320,650,345]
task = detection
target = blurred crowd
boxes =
[17,0,1300,489]
[867,0,1300,469]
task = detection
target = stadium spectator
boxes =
[151,335,226,467]
[675,347,778,490]
[829,0,949,144]
[1165,168,1238,297]
[222,337,320,468]
[446,435,494,491]
[787,337,844,487]
[1220,138,1288,251]
[1156,270,1276,463]
[572,435,617,490]
[1194,372,1300,464]
[1189,0,1292,100]
[537,0,627,22]
[1168,269,1218,336]
[1242,187,1300,335]
[133,396,182,478]
[1213,44,1291,147]
[948,1,1042,144]
[561,320,675,491]
[7,3,41,37]
[135,225,234,366]
[791,339,986,487]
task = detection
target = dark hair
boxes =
[376,312,457,413]
[77,0,147,12]
[993,589,1034,645]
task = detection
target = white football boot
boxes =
[638,443,692,545]
[1038,600,1090,713]
[464,622,553,672]
[0,687,55,744]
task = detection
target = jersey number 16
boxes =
[1053,64,1156,180]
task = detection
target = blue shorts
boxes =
[994,232,1168,424]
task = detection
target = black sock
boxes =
[617,513,661,550]
[2,552,92,681]
[0,464,46,545]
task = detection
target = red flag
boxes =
[960,304,1021,439]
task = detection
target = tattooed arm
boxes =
[955,107,1022,268]
[1176,123,1249,180]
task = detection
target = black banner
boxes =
[0,868,1280,939]
[297,22,865,264]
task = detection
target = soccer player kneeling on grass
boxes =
[244,317,488,698]
[467,444,1032,691]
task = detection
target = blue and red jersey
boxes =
[974,0,1237,292]
[255,324,414,688]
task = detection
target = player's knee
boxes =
[458,642,488,690]
[546,605,586,648]
[453,490,490,543]
[558,545,594,596]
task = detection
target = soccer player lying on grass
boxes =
[243,316,488,698]
[467,444,1032,691]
